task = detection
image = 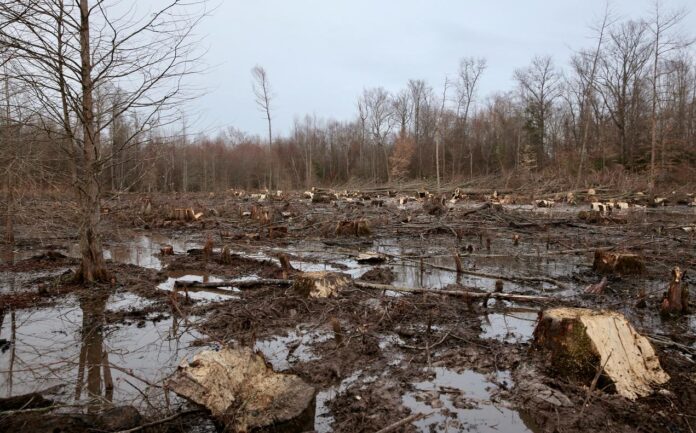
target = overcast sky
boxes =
[186,0,696,137]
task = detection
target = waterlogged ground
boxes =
[1,191,696,432]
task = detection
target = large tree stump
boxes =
[167,347,315,432]
[660,266,689,316]
[534,308,669,400]
[292,272,350,298]
[593,251,644,274]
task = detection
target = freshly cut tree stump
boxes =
[167,347,315,432]
[660,266,689,316]
[534,308,669,400]
[593,251,644,274]
[292,271,350,298]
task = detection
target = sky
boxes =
[182,0,696,137]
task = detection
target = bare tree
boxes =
[514,55,562,167]
[647,1,691,188]
[0,0,204,282]
[251,65,274,187]
[572,5,612,187]
[596,20,652,166]
[362,88,394,183]
[456,57,487,178]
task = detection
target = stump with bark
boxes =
[292,272,350,298]
[534,308,669,400]
[660,266,689,316]
[593,251,644,274]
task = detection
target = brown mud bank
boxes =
[1,189,696,432]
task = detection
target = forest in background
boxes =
[2,5,696,194]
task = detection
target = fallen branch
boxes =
[375,412,433,433]
[354,281,555,303]
[115,409,204,433]
[174,278,292,289]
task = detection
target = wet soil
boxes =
[1,190,696,432]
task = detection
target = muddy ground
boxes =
[1,188,696,432]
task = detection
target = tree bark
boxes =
[76,0,107,283]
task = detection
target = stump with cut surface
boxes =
[167,347,315,432]
[593,251,644,274]
[292,271,350,298]
[534,308,669,400]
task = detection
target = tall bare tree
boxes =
[514,55,562,168]
[251,65,274,187]
[456,57,487,178]
[647,1,690,189]
[0,0,204,282]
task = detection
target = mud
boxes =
[1,190,695,432]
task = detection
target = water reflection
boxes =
[0,292,207,407]
[74,292,112,404]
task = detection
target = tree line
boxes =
[3,4,696,198]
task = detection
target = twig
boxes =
[374,412,433,433]
[115,409,204,433]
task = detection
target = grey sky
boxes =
[188,0,695,137]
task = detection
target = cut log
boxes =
[660,266,689,316]
[292,272,350,298]
[533,308,669,400]
[167,347,315,432]
[593,251,644,275]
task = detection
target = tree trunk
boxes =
[76,0,107,283]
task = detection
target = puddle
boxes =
[480,311,538,343]
[5,233,195,270]
[157,274,246,302]
[255,327,332,371]
[106,291,156,313]
[403,367,534,433]
[314,370,372,433]
[0,295,208,406]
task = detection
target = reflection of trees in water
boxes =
[75,292,113,405]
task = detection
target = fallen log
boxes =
[354,281,554,303]
[174,278,292,289]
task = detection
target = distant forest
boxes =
[2,6,696,193]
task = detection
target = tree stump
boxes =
[292,272,350,298]
[167,347,315,432]
[593,251,644,274]
[660,266,689,316]
[534,308,669,400]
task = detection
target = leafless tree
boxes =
[0,0,205,282]
[251,65,275,187]
[596,20,652,166]
[514,55,562,167]
[647,1,691,188]
[456,57,487,178]
[362,87,394,183]
[572,5,612,187]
